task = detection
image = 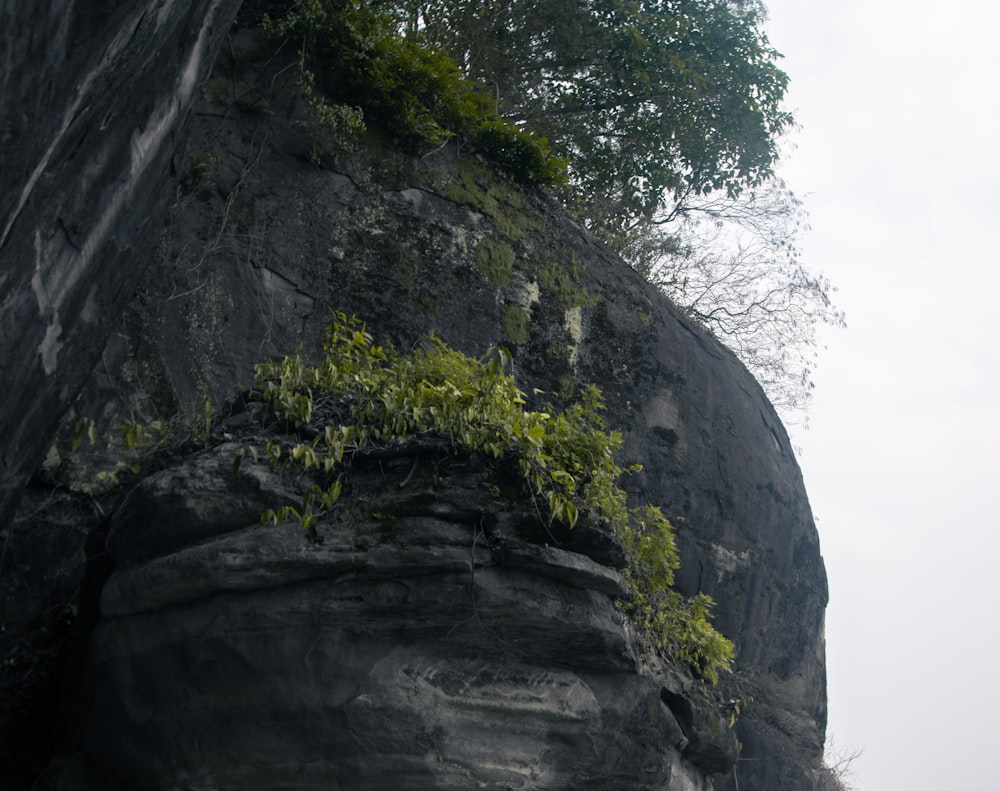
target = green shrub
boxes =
[263,0,565,184]
[474,120,568,186]
[250,312,733,680]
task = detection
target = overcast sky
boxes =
[763,1,1000,788]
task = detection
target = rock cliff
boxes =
[1,7,828,790]
[0,0,242,528]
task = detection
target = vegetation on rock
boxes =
[249,313,734,681]
[263,0,567,183]
[260,0,841,420]
[412,0,792,231]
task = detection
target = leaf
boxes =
[322,480,342,508]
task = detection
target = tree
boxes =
[818,740,862,791]
[629,177,845,419]
[404,0,841,418]
[412,0,793,237]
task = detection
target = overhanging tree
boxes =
[412,0,793,236]
[625,176,845,418]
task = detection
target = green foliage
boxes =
[439,163,546,241]
[47,415,171,494]
[193,381,215,447]
[536,255,595,308]
[296,65,366,165]
[263,4,366,165]
[616,503,733,683]
[263,0,565,184]
[473,119,568,186]
[45,379,226,495]
[180,150,217,195]
[417,0,792,233]
[252,312,733,680]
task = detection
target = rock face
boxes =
[0,0,242,527]
[85,434,737,789]
[2,11,828,791]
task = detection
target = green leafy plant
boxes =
[46,414,172,493]
[262,0,565,183]
[45,381,226,495]
[262,6,366,165]
[250,312,733,680]
[473,119,568,186]
[294,64,366,165]
[193,380,215,447]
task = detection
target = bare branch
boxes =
[624,177,844,422]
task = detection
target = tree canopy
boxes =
[409,0,793,236]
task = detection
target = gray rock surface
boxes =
[0,0,242,527]
[86,28,823,787]
[86,444,736,790]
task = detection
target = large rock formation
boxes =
[84,428,738,789]
[1,8,828,790]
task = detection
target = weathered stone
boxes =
[106,441,302,566]
[662,688,741,775]
[74,27,825,785]
[85,443,734,790]
[497,542,628,597]
[0,0,243,528]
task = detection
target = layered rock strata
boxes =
[85,434,737,789]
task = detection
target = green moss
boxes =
[544,340,577,400]
[545,339,570,364]
[440,163,546,242]
[392,250,441,315]
[474,237,515,285]
[442,168,521,241]
[536,259,595,308]
[502,303,532,346]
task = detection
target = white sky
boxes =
[764,1,1000,788]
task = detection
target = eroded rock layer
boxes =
[86,438,735,790]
